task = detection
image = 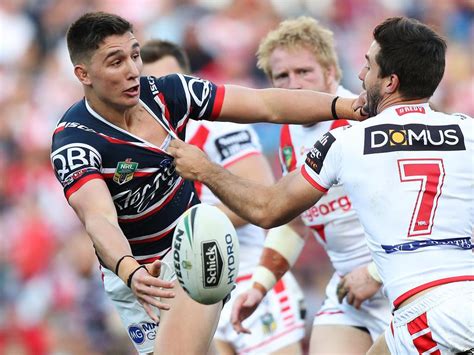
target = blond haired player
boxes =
[141,39,306,355]
[169,17,474,355]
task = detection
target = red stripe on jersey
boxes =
[210,85,225,120]
[301,165,329,192]
[407,313,440,354]
[240,323,304,354]
[223,151,261,169]
[102,171,155,179]
[393,276,474,308]
[274,279,285,294]
[157,92,171,121]
[315,310,344,317]
[54,126,65,135]
[65,173,103,200]
[118,179,185,223]
[279,124,297,172]
[310,224,326,243]
[129,227,173,245]
[188,124,210,198]
[330,119,350,130]
[99,134,167,154]
[236,274,252,283]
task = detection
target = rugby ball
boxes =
[172,203,239,305]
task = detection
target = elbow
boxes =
[253,210,281,230]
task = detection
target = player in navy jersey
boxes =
[50,12,367,354]
[169,17,473,355]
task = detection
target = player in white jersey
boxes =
[169,17,474,354]
[142,39,306,355]
[230,18,391,354]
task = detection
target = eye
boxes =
[111,60,121,67]
[132,53,140,60]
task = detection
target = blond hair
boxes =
[257,16,342,81]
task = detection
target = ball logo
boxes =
[202,241,223,288]
[364,124,465,154]
[128,325,145,344]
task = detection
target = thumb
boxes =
[146,260,162,277]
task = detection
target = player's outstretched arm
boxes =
[68,179,175,321]
[168,139,323,229]
[217,85,368,125]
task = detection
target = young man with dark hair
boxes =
[51,11,365,354]
[169,17,474,355]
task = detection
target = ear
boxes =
[74,64,92,86]
[384,73,400,94]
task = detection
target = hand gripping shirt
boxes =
[301,103,474,308]
[51,74,225,264]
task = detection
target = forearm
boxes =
[215,203,248,228]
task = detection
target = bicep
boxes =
[68,179,118,226]
[268,170,325,226]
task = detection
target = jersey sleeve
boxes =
[143,74,225,136]
[50,128,103,200]
[301,129,342,192]
[279,124,297,176]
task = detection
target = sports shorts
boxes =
[385,281,474,354]
[102,251,176,355]
[214,271,305,354]
[312,273,391,341]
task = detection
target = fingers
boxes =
[231,295,252,334]
[142,302,160,323]
[139,293,171,311]
[336,280,348,304]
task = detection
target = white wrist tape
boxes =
[367,261,382,283]
[251,265,277,292]
[264,225,305,267]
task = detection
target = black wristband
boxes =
[331,96,340,120]
[127,265,147,288]
[115,254,135,275]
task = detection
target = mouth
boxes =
[124,84,140,97]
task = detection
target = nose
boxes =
[358,67,366,82]
[287,73,303,90]
[127,58,141,79]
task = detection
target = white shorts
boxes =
[214,271,305,354]
[313,273,391,341]
[102,252,176,355]
[385,281,474,354]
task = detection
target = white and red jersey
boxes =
[279,86,370,275]
[186,120,265,270]
[302,103,474,308]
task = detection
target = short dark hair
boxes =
[373,17,446,99]
[67,12,133,64]
[140,39,191,73]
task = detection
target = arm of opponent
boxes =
[215,152,275,228]
[169,139,324,229]
[216,86,368,124]
[68,179,175,322]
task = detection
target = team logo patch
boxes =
[215,130,253,160]
[202,241,223,288]
[305,132,336,174]
[260,312,276,335]
[113,158,138,185]
[364,124,465,154]
[282,146,294,171]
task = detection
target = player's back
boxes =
[338,103,473,307]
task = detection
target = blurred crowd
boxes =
[0,0,472,353]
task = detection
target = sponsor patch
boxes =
[364,124,465,154]
[215,130,253,160]
[128,322,157,344]
[382,237,472,254]
[395,106,426,116]
[202,241,223,288]
[113,158,138,185]
[305,132,336,174]
[281,146,294,171]
[51,143,101,181]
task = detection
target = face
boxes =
[142,55,184,77]
[358,41,384,117]
[78,32,142,111]
[269,46,335,93]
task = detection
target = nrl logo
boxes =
[113,158,138,185]
[282,146,293,171]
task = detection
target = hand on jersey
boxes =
[336,263,381,309]
[168,138,211,181]
[231,287,265,334]
[130,260,175,323]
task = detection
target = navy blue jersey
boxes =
[51,74,225,264]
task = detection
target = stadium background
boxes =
[0,0,472,353]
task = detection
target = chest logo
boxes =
[282,146,294,171]
[114,158,138,185]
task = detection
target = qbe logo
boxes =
[128,325,145,344]
[202,241,223,288]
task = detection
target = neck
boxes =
[85,93,137,130]
[377,93,428,114]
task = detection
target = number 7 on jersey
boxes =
[397,159,445,237]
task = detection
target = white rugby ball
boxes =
[172,203,239,305]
